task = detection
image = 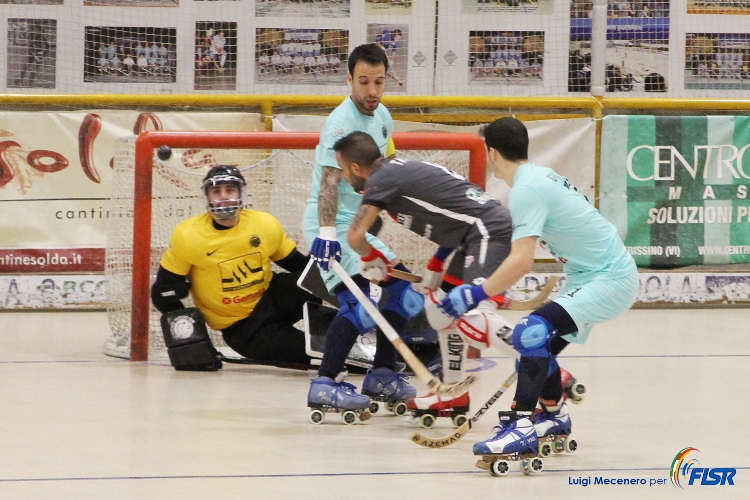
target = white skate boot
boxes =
[473,411,544,476]
[532,402,577,457]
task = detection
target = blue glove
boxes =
[439,284,489,318]
[310,226,341,271]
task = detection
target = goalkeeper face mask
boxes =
[203,165,246,220]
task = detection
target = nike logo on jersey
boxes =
[207,249,219,256]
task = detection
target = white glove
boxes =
[415,253,446,294]
[358,247,390,282]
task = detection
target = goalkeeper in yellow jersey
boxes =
[151,165,321,371]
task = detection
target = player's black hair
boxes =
[333,131,382,169]
[348,43,389,75]
[481,117,529,162]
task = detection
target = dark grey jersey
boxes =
[362,158,512,248]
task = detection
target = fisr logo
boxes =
[670,448,736,488]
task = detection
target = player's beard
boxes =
[351,174,366,193]
[354,95,380,114]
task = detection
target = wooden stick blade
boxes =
[507,276,558,311]
[411,422,470,448]
[410,371,517,449]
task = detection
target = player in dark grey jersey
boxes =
[332,130,515,424]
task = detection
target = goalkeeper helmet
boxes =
[202,165,246,220]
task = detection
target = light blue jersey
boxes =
[302,97,395,291]
[509,162,638,343]
[305,97,393,220]
[509,162,634,285]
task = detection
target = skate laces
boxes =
[394,372,410,387]
[389,372,413,395]
[336,381,359,394]
[489,420,514,437]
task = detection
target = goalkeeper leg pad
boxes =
[160,308,222,371]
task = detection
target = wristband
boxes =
[319,226,337,239]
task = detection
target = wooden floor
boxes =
[1,308,748,499]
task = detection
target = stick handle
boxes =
[330,261,441,391]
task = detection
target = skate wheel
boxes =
[553,439,565,453]
[453,414,467,428]
[571,383,585,404]
[342,411,357,425]
[418,413,435,429]
[369,401,380,414]
[392,401,407,416]
[538,441,553,458]
[521,457,544,475]
[564,437,578,453]
[310,409,324,425]
[489,459,509,476]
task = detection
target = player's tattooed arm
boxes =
[347,204,382,256]
[318,166,341,226]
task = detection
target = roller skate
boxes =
[560,368,586,404]
[307,373,372,425]
[406,391,469,429]
[532,403,577,458]
[473,411,544,476]
[361,367,416,416]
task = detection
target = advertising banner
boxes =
[0,111,263,273]
[600,115,750,267]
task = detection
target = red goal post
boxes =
[123,130,486,361]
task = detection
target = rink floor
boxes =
[0,308,748,499]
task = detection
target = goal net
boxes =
[103,131,486,361]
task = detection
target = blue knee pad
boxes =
[336,289,376,336]
[511,314,554,358]
[381,280,423,319]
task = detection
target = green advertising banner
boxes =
[600,115,750,268]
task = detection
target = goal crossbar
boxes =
[129,130,486,361]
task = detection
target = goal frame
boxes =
[129,130,487,361]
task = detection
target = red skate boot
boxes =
[406,391,470,428]
[560,368,586,405]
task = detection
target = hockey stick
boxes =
[410,371,518,448]
[508,276,557,311]
[388,270,558,311]
[331,260,476,397]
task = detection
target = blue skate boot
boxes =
[361,367,417,416]
[532,402,577,457]
[473,411,544,476]
[308,373,372,425]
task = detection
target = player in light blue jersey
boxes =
[438,117,638,461]
[303,43,418,418]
